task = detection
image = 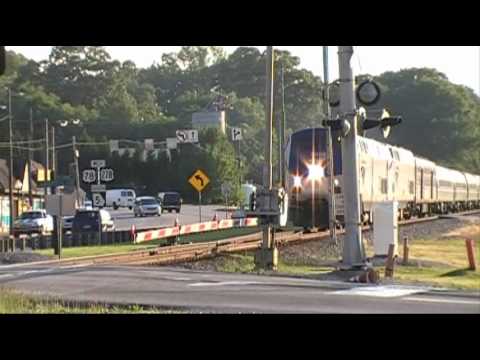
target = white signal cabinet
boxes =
[373,201,399,257]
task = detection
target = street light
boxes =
[54,119,82,204]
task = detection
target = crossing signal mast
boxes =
[323,47,403,269]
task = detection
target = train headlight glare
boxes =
[307,164,325,181]
[293,176,302,188]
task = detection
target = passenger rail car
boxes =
[285,127,480,229]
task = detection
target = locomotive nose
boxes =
[307,163,325,181]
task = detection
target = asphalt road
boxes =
[107,205,228,231]
[0,263,478,313]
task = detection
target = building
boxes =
[192,111,226,134]
[0,159,46,234]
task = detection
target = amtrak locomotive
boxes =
[285,128,480,229]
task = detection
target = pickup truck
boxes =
[13,210,55,236]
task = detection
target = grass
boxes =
[390,266,480,290]
[210,253,331,277]
[0,288,181,314]
[34,227,260,259]
[361,226,480,290]
[194,226,480,291]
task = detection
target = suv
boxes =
[13,210,54,236]
[72,209,115,233]
[159,192,182,213]
[134,197,161,217]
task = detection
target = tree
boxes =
[372,68,480,173]
[40,46,117,107]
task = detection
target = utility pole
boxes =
[51,125,56,183]
[28,107,33,208]
[255,46,277,271]
[279,63,286,188]
[8,88,14,236]
[44,118,49,204]
[324,46,337,245]
[265,46,274,190]
[72,136,81,206]
[338,46,365,268]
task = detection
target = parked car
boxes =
[62,216,75,233]
[134,197,161,217]
[83,200,93,210]
[158,192,182,213]
[106,189,136,210]
[72,209,115,233]
[13,210,54,236]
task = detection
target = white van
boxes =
[106,189,136,210]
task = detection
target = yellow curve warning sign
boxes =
[188,169,210,193]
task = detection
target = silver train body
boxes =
[285,128,480,229]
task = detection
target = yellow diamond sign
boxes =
[188,169,210,193]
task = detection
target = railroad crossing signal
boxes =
[188,169,210,193]
[92,192,106,208]
[231,127,243,141]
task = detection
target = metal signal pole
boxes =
[338,46,365,268]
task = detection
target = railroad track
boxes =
[7,209,478,268]
[108,209,480,266]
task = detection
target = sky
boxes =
[7,46,480,95]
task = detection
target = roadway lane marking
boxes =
[189,281,262,287]
[57,263,93,270]
[403,296,480,306]
[331,285,427,298]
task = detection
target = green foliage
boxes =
[371,68,480,174]
[3,47,479,204]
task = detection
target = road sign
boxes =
[231,127,243,141]
[82,169,96,184]
[176,130,199,144]
[100,168,115,182]
[144,139,155,151]
[92,192,106,208]
[91,184,106,192]
[91,160,106,169]
[188,169,210,193]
